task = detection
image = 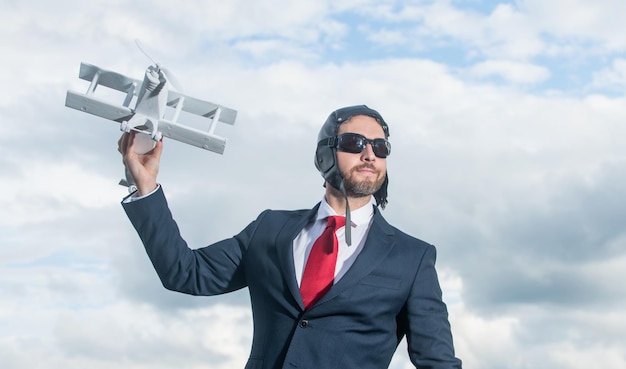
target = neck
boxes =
[324,184,372,215]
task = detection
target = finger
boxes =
[118,133,127,154]
[119,132,130,155]
[127,131,138,153]
[152,139,164,158]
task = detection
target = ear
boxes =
[315,146,335,174]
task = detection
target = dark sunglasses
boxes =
[327,133,391,158]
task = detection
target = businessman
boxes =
[119,105,462,369]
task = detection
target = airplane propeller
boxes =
[135,39,184,92]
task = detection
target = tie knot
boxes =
[326,215,346,230]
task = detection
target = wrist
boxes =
[136,181,158,197]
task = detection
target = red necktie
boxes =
[300,216,346,309]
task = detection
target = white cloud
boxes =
[590,58,626,91]
[551,342,626,369]
[0,160,123,226]
[521,0,626,52]
[1,301,252,369]
[466,60,551,84]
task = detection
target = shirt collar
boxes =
[317,196,375,228]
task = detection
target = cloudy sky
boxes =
[2,0,626,368]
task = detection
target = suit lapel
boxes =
[275,204,320,310]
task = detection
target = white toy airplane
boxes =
[65,61,237,190]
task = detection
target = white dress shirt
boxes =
[292,196,375,287]
[122,185,159,203]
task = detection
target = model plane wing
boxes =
[77,63,142,94]
[167,91,237,125]
[65,90,134,122]
[158,118,227,153]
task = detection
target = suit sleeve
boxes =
[122,186,264,296]
[404,244,463,369]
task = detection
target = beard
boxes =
[342,163,386,198]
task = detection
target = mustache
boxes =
[352,163,378,173]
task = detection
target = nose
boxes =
[360,142,376,161]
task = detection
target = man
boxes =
[119,105,462,369]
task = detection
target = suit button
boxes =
[299,320,309,328]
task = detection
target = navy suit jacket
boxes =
[123,187,462,369]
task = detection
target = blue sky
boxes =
[1,1,626,368]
